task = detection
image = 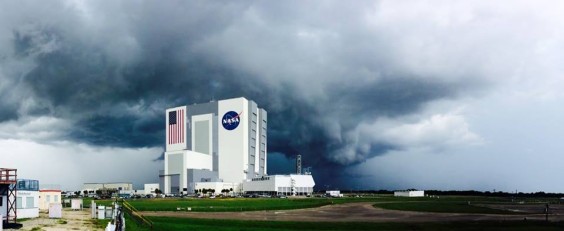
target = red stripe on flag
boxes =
[178,109,180,144]
[174,111,177,144]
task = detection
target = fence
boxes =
[122,201,153,230]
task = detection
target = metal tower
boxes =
[0,168,17,225]
[296,154,302,175]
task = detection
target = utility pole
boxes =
[545,203,549,222]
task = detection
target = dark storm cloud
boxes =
[0,101,18,122]
[0,1,488,189]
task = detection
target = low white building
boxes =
[242,174,315,196]
[16,179,40,218]
[39,184,62,211]
[83,182,133,192]
[394,190,425,197]
[144,183,160,195]
[39,189,61,210]
[194,182,238,195]
[326,190,343,197]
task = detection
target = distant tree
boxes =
[83,190,88,196]
[74,191,80,196]
[155,189,162,195]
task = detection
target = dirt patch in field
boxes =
[140,202,564,223]
[4,208,105,231]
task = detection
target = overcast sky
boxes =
[1,1,564,192]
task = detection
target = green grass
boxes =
[124,195,548,212]
[126,198,333,212]
[92,218,111,229]
[124,212,151,231]
[57,219,68,224]
[82,197,114,208]
[374,201,525,214]
[140,217,564,231]
[121,195,564,230]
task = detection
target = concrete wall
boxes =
[164,150,212,194]
[218,98,249,184]
[186,169,219,194]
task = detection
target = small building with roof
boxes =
[15,179,40,218]
[39,184,62,210]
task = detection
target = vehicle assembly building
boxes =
[160,97,314,195]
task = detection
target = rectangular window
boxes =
[16,197,23,209]
[54,195,59,203]
[26,197,34,208]
[47,195,51,202]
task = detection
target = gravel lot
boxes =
[4,208,104,231]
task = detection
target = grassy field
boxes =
[81,197,114,208]
[122,195,562,230]
[126,197,333,212]
[140,217,564,231]
[374,201,525,214]
[124,195,560,212]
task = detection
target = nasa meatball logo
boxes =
[222,111,242,130]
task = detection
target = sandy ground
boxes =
[140,202,564,223]
[4,208,105,231]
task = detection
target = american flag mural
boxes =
[168,108,184,144]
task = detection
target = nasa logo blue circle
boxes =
[222,111,241,130]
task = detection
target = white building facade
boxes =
[162,97,268,194]
[194,182,239,195]
[394,190,425,197]
[39,190,61,211]
[16,179,39,219]
[83,183,133,192]
[144,183,160,195]
[242,175,315,196]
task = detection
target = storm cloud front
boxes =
[2,1,564,191]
